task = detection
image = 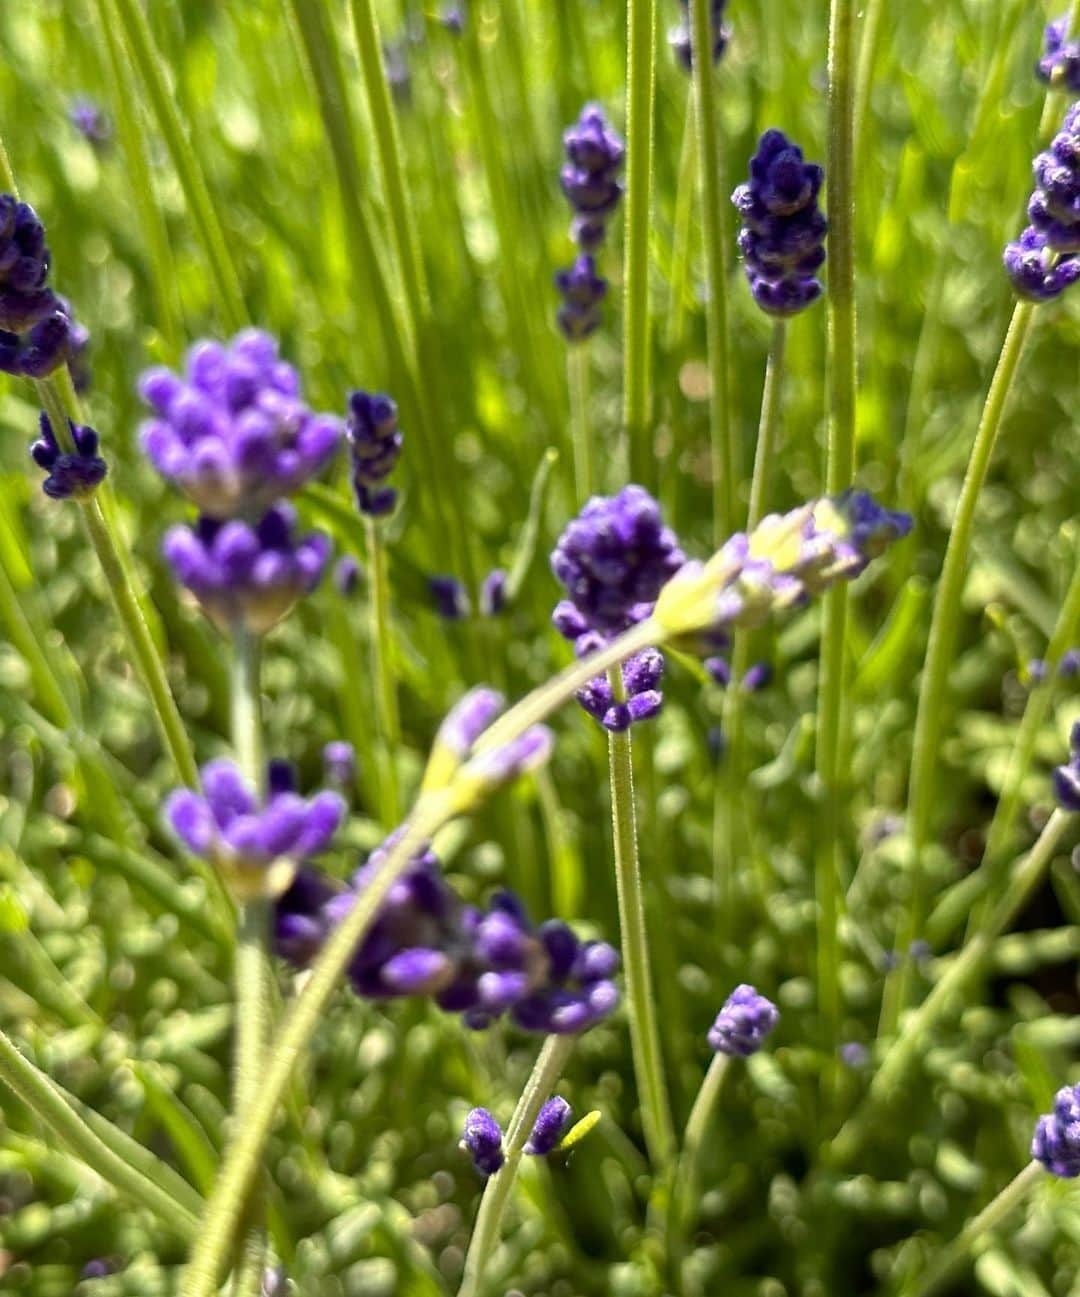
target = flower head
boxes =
[0,304,76,380]
[732,130,827,317]
[1052,722,1080,811]
[1038,17,1080,93]
[575,648,665,732]
[29,413,107,500]
[555,254,608,343]
[346,390,402,517]
[707,984,779,1056]
[1005,103,1080,301]
[670,0,730,72]
[162,503,330,635]
[139,331,341,518]
[429,574,470,619]
[1032,1082,1080,1177]
[165,759,345,900]
[525,1097,572,1155]
[561,105,625,251]
[462,1108,504,1176]
[0,195,59,333]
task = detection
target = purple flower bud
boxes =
[525,1096,572,1155]
[323,740,356,786]
[741,661,772,693]
[1032,1083,1080,1177]
[441,5,465,34]
[840,1041,870,1068]
[28,412,107,500]
[346,390,402,517]
[480,568,508,615]
[555,254,608,342]
[462,1107,505,1176]
[334,555,362,596]
[704,656,731,687]
[69,97,111,147]
[670,0,729,71]
[436,688,506,760]
[560,105,624,254]
[1028,658,1049,684]
[1059,648,1080,678]
[429,574,470,619]
[707,984,779,1057]
[267,759,298,796]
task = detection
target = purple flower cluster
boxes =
[140,332,341,518]
[732,130,827,317]
[1032,1082,1080,1177]
[274,839,620,1035]
[0,195,81,381]
[670,0,730,72]
[480,568,507,616]
[165,759,345,901]
[163,504,330,635]
[1005,103,1080,302]
[707,984,779,1056]
[525,1096,573,1154]
[552,486,685,730]
[555,105,624,341]
[1037,16,1080,93]
[346,390,402,517]
[29,413,107,500]
[1052,722,1080,811]
[429,574,470,620]
[460,1097,573,1176]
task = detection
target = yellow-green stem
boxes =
[364,515,402,823]
[569,344,593,502]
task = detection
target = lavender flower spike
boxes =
[555,254,608,342]
[1038,17,1080,93]
[29,413,107,500]
[1005,102,1080,301]
[525,1097,572,1155]
[561,104,625,252]
[1052,722,1080,811]
[163,503,330,635]
[139,330,341,518]
[165,759,345,900]
[346,390,402,517]
[670,0,730,72]
[707,984,779,1056]
[0,195,61,333]
[732,130,827,317]
[462,1108,505,1176]
[1032,1082,1080,1177]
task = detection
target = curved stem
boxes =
[816,0,858,1067]
[689,0,734,540]
[904,1162,1042,1297]
[364,516,402,823]
[745,321,788,532]
[672,1052,729,1240]
[606,667,676,1169]
[623,0,657,486]
[457,1035,575,1297]
[882,300,1037,1034]
[568,344,593,502]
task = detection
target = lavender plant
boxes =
[1,5,1079,1297]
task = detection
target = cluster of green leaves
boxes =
[0,0,1078,1293]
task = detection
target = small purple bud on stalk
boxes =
[334,555,362,596]
[741,661,772,693]
[525,1097,573,1155]
[441,5,465,35]
[69,97,111,147]
[1032,1082,1080,1177]
[560,105,625,252]
[480,568,508,615]
[704,656,731,687]
[555,254,608,343]
[1053,722,1080,811]
[1038,17,1080,93]
[1059,647,1080,678]
[1027,657,1049,684]
[346,390,402,517]
[29,413,107,500]
[707,984,779,1056]
[840,1041,870,1068]
[462,1108,505,1176]
[429,574,470,619]
[323,741,356,786]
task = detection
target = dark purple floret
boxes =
[0,303,76,380]
[429,574,470,619]
[1053,731,1080,810]
[139,331,341,517]
[462,1108,504,1176]
[1032,1083,1080,1177]
[346,390,402,517]
[441,5,465,34]
[525,1097,572,1155]
[69,97,111,147]
[29,412,107,500]
[732,130,827,317]
[334,555,362,596]
[0,194,63,334]
[741,661,772,693]
[561,104,625,252]
[1006,103,1080,301]
[267,759,298,796]
[274,866,341,964]
[1038,19,1080,95]
[1060,648,1080,678]
[707,984,779,1056]
[1004,226,1080,301]
[704,656,731,687]
[555,254,608,342]
[480,568,508,615]
[162,502,330,634]
[575,648,664,731]
[670,0,730,73]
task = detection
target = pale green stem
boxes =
[606,666,676,1169]
[835,809,1072,1164]
[672,1052,730,1240]
[852,0,886,170]
[904,1162,1043,1297]
[229,627,271,1292]
[0,549,77,728]
[107,0,247,332]
[623,0,657,486]
[689,0,734,541]
[182,622,664,1296]
[746,321,788,532]
[663,90,697,355]
[364,515,402,823]
[568,344,593,502]
[0,1028,202,1240]
[457,1035,576,1297]
[816,0,859,1066]
[882,300,1037,1035]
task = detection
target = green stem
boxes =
[0,549,77,728]
[107,0,247,332]
[364,516,402,823]
[663,90,697,355]
[745,321,788,532]
[568,345,593,502]
[816,0,859,1065]
[606,667,676,1169]
[0,1028,202,1240]
[457,1035,576,1297]
[903,1162,1043,1297]
[672,1052,730,1240]
[835,809,1072,1164]
[852,0,886,170]
[230,628,271,1292]
[882,300,1037,1034]
[623,0,657,487]
[689,0,734,540]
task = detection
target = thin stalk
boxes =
[852,0,886,169]
[0,1028,201,1240]
[816,0,859,1064]
[568,344,593,502]
[904,1162,1043,1297]
[106,0,247,332]
[182,621,664,1296]
[364,516,402,823]
[689,0,734,540]
[835,809,1072,1164]
[745,321,788,532]
[882,300,1037,1034]
[663,90,697,355]
[623,0,657,487]
[230,628,271,1293]
[0,550,77,728]
[606,666,676,1169]
[672,1052,729,1240]
[457,1035,576,1297]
